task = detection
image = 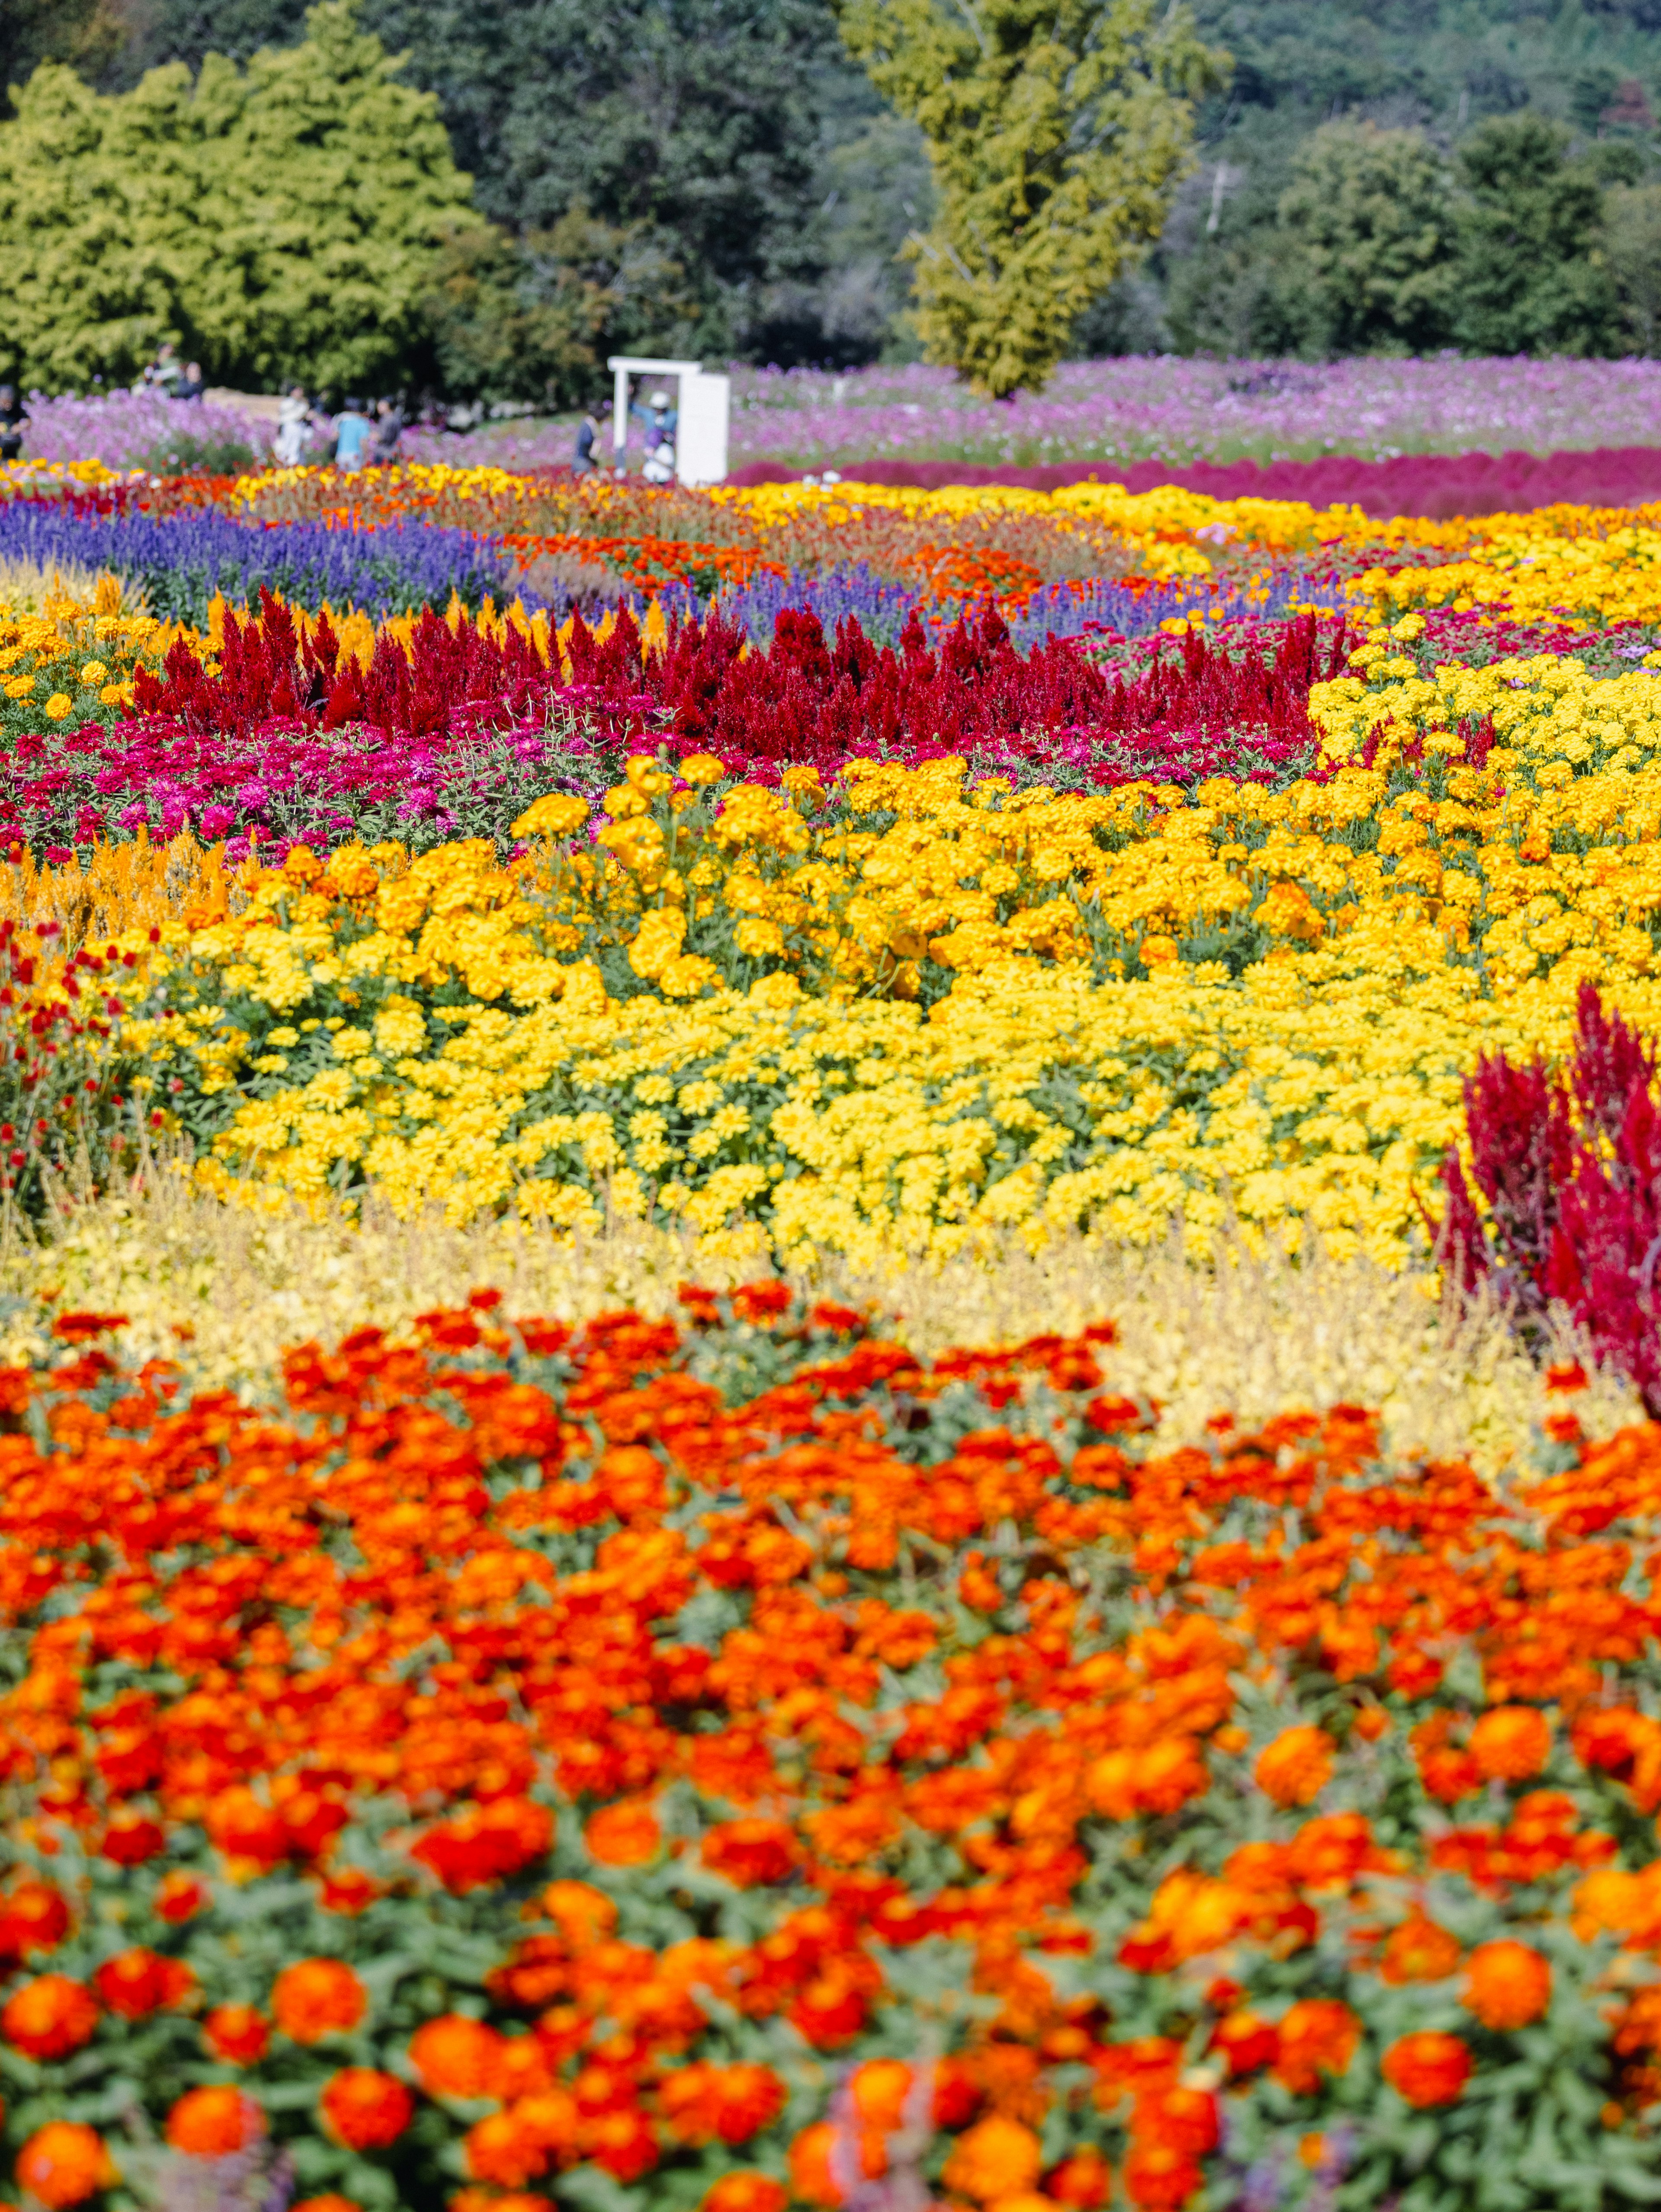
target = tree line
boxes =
[7,0,1661,404]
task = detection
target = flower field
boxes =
[6,447,1661,2212]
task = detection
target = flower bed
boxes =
[8,429,1661,2212]
[0,1287,1658,2212]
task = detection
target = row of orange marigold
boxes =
[0,1289,1655,2209]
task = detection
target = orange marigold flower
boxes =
[448,2196,552,2212]
[410,2015,505,2099]
[1273,2000,1361,2095]
[273,1958,367,2043]
[702,1818,799,1888]
[582,2108,659,2183]
[204,1786,289,1872]
[320,2068,414,2151]
[1382,2031,1473,2107]
[203,2004,270,2065]
[0,1881,70,1959]
[1048,2149,1112,2208]
[413,1799,555,1894]
[1088,1739,1208,1821]
[788,2121,840,2207]
[538,1880,617,1953]
[2,1973,99,2060]
[465,2113,553,2190]
[585,1801,661,1868]
[93,1947,194,2020]
[701,2174,788,2212]
[1134,2087,1217,2158]
[100,1816,165,1867]
[15,2122,115,2208]
[658,2061,787,2145]
[849,2058,912,2133]
[1254,1727,1335,1808]
[1122,2144,1203,2210]
[1210,2009,1279,2078]
[1469,1706,1551,1783]
[941,2116,1042,2203]
[165,2088,264,2158]
[1379,1912,1462,1985]
[291,2198,362,2212]
[1462,1940,1552,2030]
[154,1873,208,1925]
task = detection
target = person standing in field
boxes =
[573,400,610,473]
[275,387,312,467]
[372,396,404,463]
[333,398,373,472]
[0,387,26,463]
[177,362,205,403]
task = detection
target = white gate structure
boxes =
[606,356,731,486]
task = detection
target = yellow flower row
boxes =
[94,734,1661,1265]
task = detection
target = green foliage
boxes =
[1451,112,1621,357]
[1606,178,1661,351]
[835,0,1227,397]
[0,1,474,394]
[0,0,121,99]
[109,0,913,369]
[417,209,693,409]
[1275,120,1459,355]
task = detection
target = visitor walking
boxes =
[372,397,404,464]
[142,342,180,395]
[332,398,373,473]
[572,400,610,473]
[274,387,312,467]
[0,387,27,464]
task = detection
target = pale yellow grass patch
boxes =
[0,1172,1632,1476]
[0,559,135,615]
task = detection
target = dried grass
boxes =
[824,1229,1641,1474]
[0,559,140,616]
[0,1171,1635,1475]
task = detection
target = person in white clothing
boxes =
[275,387,311,467]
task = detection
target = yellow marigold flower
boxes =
[43,692,73,720]
[79,660,108,685]
[512,793,590,839]
[678,754,727,786]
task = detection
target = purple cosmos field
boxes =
[17,356,1661,479]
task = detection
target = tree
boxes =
[834,0,1227,398]
[1275,120,1459,356]
[104,0,904,367]
[0,1,474,393]
[418,210,695,406]
[1451,113,1623,357]
[0,0,122,99]
[1606,180,1661,353]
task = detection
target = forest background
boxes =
[10,0,1661,403]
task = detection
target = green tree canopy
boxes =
[105,0,916,368]
[0,0,474,393]
[834,0,1226,397]
[0,0,121,102]
[1452,112,1623,356]
[1275,119,1459,355]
